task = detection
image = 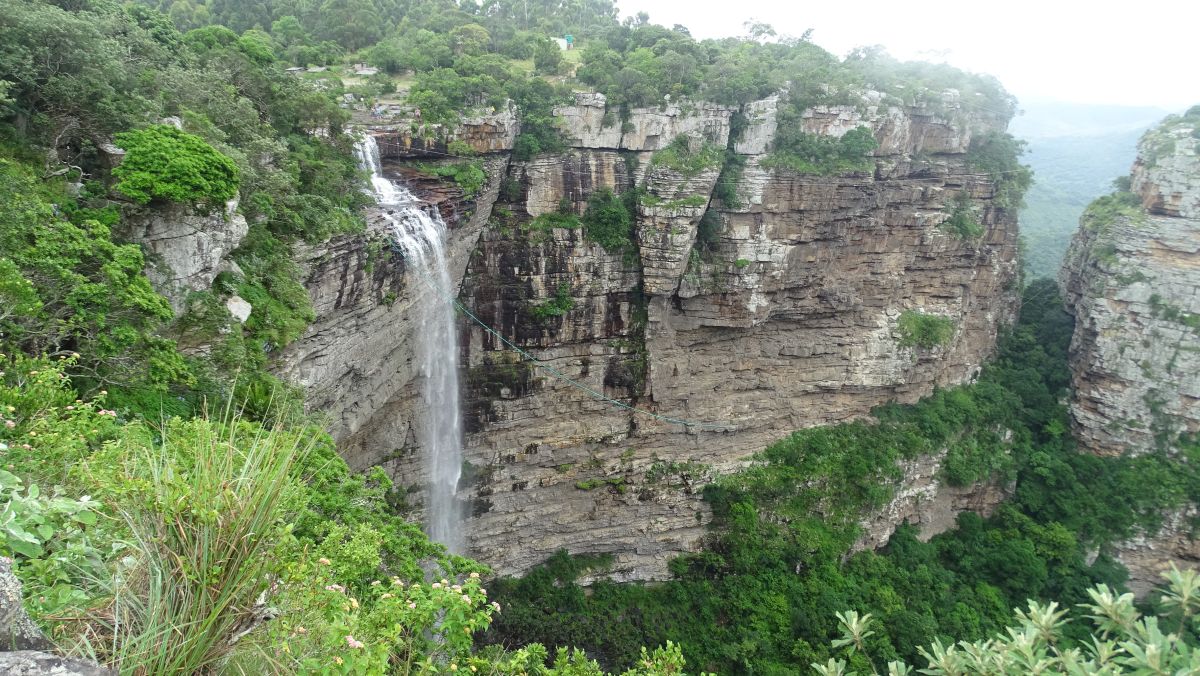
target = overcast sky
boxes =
[618,0,1199,111]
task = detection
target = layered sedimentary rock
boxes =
[1061,111,1200,594]
[274,154,508,472]
[451,92,1019,579]
[274,88,1019,580]
[1061,113,1200,458]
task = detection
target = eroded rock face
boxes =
[853,449,1012,552]
[372,103,520,158]
[449,93,1019,579]
[1061,112,1200,595]
[1061,115,1200,458]
[274,153,508,472]
[0,652,112,676]
[122,199,248,313]
[278,91,1018,580]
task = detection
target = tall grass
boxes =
[71,416,308,674]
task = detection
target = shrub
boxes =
[529,283,576,321]
[65,417,308,673]
[763,127,878,175]
[582,188,634,253]
[649,135,723,177]
[941,198,984,239]
[897,311,956,349]
[966,132,1033,210]
[112,125,240,206]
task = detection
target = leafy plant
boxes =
[529,283,576,321]
[763,127,878,175]
[896,311,956,349]
[112,125,240,206]
[582,188,635,253]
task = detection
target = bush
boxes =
[897,311,956,349]
[582,188,634,253]
[112,125,240,206]
[763,127,878,175]
[649,135,723,178]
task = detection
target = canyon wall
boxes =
[280,92,1021,580]
[1061,112,1200,457]
[1061,110,1200,592]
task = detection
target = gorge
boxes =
[2,0,1199,672]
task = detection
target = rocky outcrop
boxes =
[1061,112,1200,457]
[1107,509,1200,597]
[123,199,248,313]
[554,92,733,151]
[276,89,1018,580]
[1061,110,1200,594]
[372,103,520,158]
[1,558,51,652]
[854,449,1012,552]
[0,652,112,676]
[1,558,112,675]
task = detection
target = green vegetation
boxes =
[529,283,576,321]
[1082,189,1144,232]
[582,188,636,253]
[763,127,879,175]
[0,158,188,392]
[1149,294,1200,334]
[112,125,240,206]
[941,197,984,239]
[412,160,488,197]
[815,567,1200,674]
[897,311,956,349]
[966,132,1034,210]
[649,135,724,177]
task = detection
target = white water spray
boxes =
[355,136,465,554]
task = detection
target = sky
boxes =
[618,0,1200,111]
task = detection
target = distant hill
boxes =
[1014,102,1169,279]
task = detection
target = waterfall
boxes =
[354,136,465,554]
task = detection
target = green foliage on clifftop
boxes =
[112,125,240,206]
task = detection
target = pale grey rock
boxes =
[1109,509,1200,597]
[1,557,51,652]
[734,95,779,155]
[225,295,252,323]
[123,199,248,314]
[853,447,1012,552]
[1131,115,1200,218]
[0,652,112,676]
[1061,117,1200,457]
[373,102,519,157]
[553,92,733,151]
[1062,114,1200,594]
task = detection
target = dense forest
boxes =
[1,0,1198,674]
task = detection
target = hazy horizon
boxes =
[618,0,1199,111]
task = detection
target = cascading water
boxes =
[354,135,465,554]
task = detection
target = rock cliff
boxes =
[122,199,248,314]
[278,92,1022,580]
[1061,109,1200,593]
[1061,112,1200,458]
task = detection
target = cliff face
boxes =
[1061,114,1200,458]
[452,92,1018,579]
[272,92,1020,580]
[123,198,248,314]
[1061,111,1200,593]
